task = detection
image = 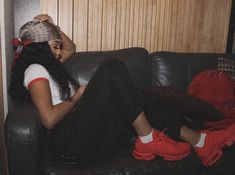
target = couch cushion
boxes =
[42,144,235,175]
[65,47,150,89]
[42,144,203,175]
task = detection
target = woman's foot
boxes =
[132,130,191,161]
[194,127,235,167]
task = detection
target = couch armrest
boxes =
[5,101,43,175]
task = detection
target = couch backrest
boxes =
[150,52,235,92]
[65,47,150,89]
[65,49,235,92]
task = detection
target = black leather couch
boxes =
[5,47,235,175]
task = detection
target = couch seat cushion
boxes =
[42,144,235,175]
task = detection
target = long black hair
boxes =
[9,42,78,101]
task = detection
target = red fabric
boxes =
[188,69,235,105]
[12,38,32,47]
[28,77,49,88]
[188,69,235,129]
[12,38,32,66]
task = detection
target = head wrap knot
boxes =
[12,38,32,65]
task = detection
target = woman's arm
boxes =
[34,14,76,62]
[28,80,85,130]
[59,30,76,62]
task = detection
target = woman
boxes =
[9,14,235,167]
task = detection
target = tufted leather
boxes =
[5,48,235,175]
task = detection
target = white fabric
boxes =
[194,133,206,148]
[139,130,154,144]
[24,64,75,105]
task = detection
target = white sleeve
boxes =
[24,64,50,89]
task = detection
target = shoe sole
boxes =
[132,150,191,161]
[202,148,223,167]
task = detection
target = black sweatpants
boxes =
[49,59,186,162]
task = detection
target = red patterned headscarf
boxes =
[12,19,61,66]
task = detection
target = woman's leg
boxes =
[132,111,152,136]
[180,126,201,146]
[180,125,235,167]
[132,90,191,161]
[94,59,191,160]
[139,87,235,166]
[66,59,144,161]
[142,89,186,140]
[67,59,190,162]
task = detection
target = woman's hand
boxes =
[72,85,87,102]
[78,85,87,96]
[34,14,54,24]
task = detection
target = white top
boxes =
[24,64,75,105]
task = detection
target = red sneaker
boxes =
[194,128,235,167]
[132,130,191,161]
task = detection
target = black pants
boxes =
[49,59,186,162]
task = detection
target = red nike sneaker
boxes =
[132,130,191,161]
[194,128,235,167]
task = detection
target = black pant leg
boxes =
[66,59,143,161]
[143,90,186,141]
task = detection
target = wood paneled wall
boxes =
[41,0,232,53]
